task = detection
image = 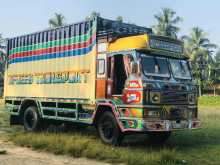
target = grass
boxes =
[198,95,220,106]
[0,97,220,164]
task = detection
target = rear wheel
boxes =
[148,131,171,144]
[23,106,44,132]
[97,111,123,145]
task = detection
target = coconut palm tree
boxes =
[49,13,66,28]
[182,27,217,73]
[182,27,217,61]
[116,16,123,23]
[0,34,4,45]
[85,11,100,21]
[213,50,220,69]
[210,50,220,83]
[153,8,183,38]
[182,27,217,95]
[0,34,7,91]
[0,34,6,62]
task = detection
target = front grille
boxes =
[163,84,187,91]
[170,108,184,119]
[169,107,188,120]
[161,91,188,104]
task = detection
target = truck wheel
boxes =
[97,111,123,145]
[23,106,42,132]
[148,131,171,144]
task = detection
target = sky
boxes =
[0,0,220,47]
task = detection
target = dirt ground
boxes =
[0,139,111,165]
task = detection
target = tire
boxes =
[148,131,171,144]
[97,111,123,146]
[23,106,43,132]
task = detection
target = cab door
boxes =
[106,53,134,98]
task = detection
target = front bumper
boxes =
[118,104,200,132]
[143,119,201,131]
[119,118,201,132]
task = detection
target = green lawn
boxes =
[199,96,220,106]
[1,98,220,165]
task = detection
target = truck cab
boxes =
[95,29,200,144]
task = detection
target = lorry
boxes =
[4,17,200,145]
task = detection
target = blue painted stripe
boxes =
[9,41,96,64]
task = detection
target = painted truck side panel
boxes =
[4,20,97,102]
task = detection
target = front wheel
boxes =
[97,112,123,145]
[148,131,171,144]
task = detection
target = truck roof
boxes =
[96,17,152,38]
[8,17,153,41]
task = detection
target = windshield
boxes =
[140,53,191,80]
[141,54,170,77]
[169,59,191,79]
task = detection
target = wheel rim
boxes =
[100,119,114,140]
[25,110,36,129]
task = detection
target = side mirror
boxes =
[131,61,138,74]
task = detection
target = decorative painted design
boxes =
[8,21,97,64]
[8,70,90,85]
[119,108,143,118]
[111,97,123,105]
[121,119,138,129]
[122,90,142,103]
[130,108,143,118]
[127,80,142,88]
[149,38,183,53]
[9,41,96,64]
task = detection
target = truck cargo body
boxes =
[5,20,96,101]
[4,17,200,145]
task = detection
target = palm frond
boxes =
[202,43,217,49]
[153,8,182,38]
[171,16,183,24]
[181,35,190,41]
[199,38,210,45]
[49,13,66,28]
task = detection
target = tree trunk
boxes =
[199,84,202,96]
[214,86,216,96]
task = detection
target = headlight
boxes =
[150,92,161,104]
